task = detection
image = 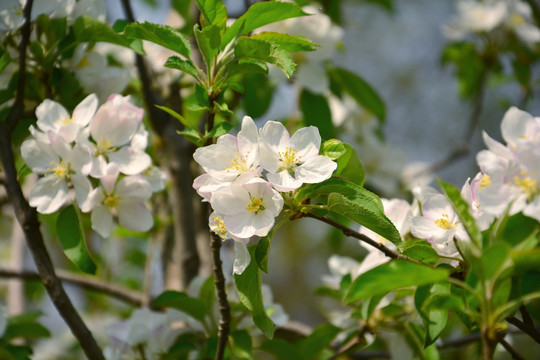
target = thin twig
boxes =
[300,212,423,265]
[0,267,144,306]
[210,233,231,360]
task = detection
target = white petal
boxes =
[233,241,251,275]
[258,141,281,173]
[29,176,69,214]
[294,155,336,183]
[35,99,70,134]
[501,107,533,146]
[266,170,303,192]
[226,212,256,238]
[211,184,250,215]
[21,138,57,172]
[91,204,114,238]
[259,121,290,151]
[289,126,321,159]
[118,202,154,232]
[116,176,152,201]
[72,93,98,127]
[109,147,152,175]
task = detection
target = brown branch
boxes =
[0,2,105,359]
[506,305,540,344]
[0,267,144,306]
[300,213,423,265]
[499,338,525,360]
[210,233,231,360]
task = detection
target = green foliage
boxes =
[73,16,144,54]
[234,245,275,339]
[56,205,96,274]
[164,56,200,78]
[123,21,191,58]
[402,239,441,264]
[328,66,386,122]
[300,89,334,140]
[321,139,365,186]
[222,1,307,47]
[196,0,228,29]
[441,42,488,99]
[251,32,318,52]
[234,37,295,77]
[345,261,449,303]
[194,24,221,68]
[152,291,208,321]
[242,73,274,118]
[415,283,450,346]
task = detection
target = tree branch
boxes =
[300,212,423,265]
[0,2,104,358]
[506,305,540,344]
[499,338,525,360]
[0,267,144,306]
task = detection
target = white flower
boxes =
[258,121,337,191]
[461,172,495,231]
[210,177,283,238]
[82,164,153,238]
[88,94,151,177]
[21,131,92,214]
[34,94,98,143]
[193,116,261,182]
[443,0,507,40]
[411,193,466,260]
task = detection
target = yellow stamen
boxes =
[514,175,539,202]
[96,136,114,155]
[434,213,456,230]
[225,152,250,172]
[246,197,265,214]
[510,13,525,26]
[212,216,228,241]
[479,174,491,188]
[46,160,71,184]
[104,194,122,210]
[278,147,301,169]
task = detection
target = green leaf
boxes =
[196,0,228,29]
[321,139,365,186]
[255,235,271,273]
[512,248,540,273]
[327,191,402,247]
[3,322,50,341]
[441,42,487,99]
[242,73,273,118]
[260,338,301,360]
[481,242,512,281]
[194,24,221,67]
[0,51,11,74]
[252,32,318,52]
[328,66,385,122]
[235,37,295,77]
[164,56,200,78]
[298,324,341,360]
[437,178,482,249]
[300,89,334,140]
[123,21,191,58]
[56,205,96,274]
[228,59,269,77]
[206,121,233,138]
[403,239,440,264]
[415,284,449,347]
[222,1,307,46]
[73,16,144,54]
[152,290,207,321]
[344,260,449,304]
[234,245,275,338]
[155,104,200,130]
[199,275,216,314]
[230,330,253,360]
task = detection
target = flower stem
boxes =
[210,233,230,360]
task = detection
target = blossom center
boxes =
[96,136,115,155]
[47,160,70,183]
[246,197,265,214]
[212,216,228,241]
[510,13,525,26]
[278,147,301,170]
[479,173,491,188]
[514,175,539,202]
[104,194,122,210]
[434,213,456,230]
[226,152,251,173]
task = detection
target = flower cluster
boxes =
[21,94,165,238]
[193,116,337,268]
[443,0,540,46]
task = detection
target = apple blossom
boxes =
[258,121,337,191]
[210,177,283,239]
[81,164,153,238]
[21,131,92,214]
[193,116,261,182]
[88,94,151,177]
